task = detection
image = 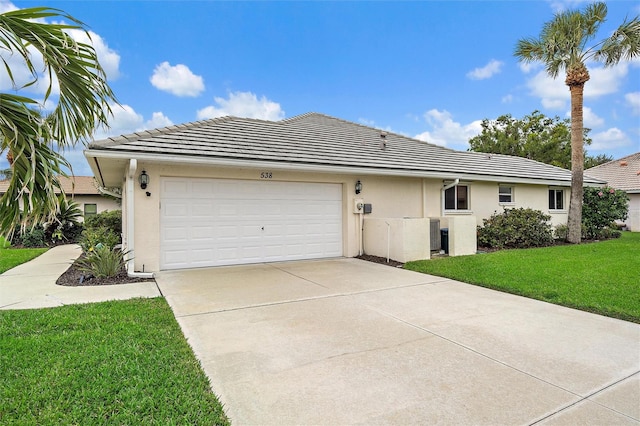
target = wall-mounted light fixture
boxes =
[139,170,149,190]
[355,180,362,195]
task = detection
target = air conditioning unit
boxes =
[430,219,441,251]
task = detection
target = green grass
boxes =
[0,236,10,249]
[0,247,47,273]
[405,232,640,323]
[0,298,229,425]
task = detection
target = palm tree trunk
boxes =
[567,83,585,244]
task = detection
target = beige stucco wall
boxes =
[70,194,120,221]
[626,193,639,232]
[122,161,572,271]
[363,218,431,262]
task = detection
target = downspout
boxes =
[126,159,154,279]
[441,178,460,217]
[97,187,122,199]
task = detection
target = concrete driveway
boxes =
[155,258,640,425]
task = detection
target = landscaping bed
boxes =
[56,256,154,286]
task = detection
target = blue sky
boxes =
[1,0,639,176]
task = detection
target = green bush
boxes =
[582,187,629,240]
[77,246,125,278]
[45,196,84,243]
[80,227,120,253]
[84,210,121,236]
[478,208,554,249]
[20,226,46,248]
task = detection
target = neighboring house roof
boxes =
[85,112,605,187]
[585,152,640,193]
[0,176,100,195]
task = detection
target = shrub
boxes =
[478,208,554,249]
[20,226,46,248]
[84,210,121,236]
[582,187,629,240]
[45,196,84,243]
[80,227,121,253]
[77,246,126,278]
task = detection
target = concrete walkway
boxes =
[0,244,160,310]
[156,258,640,425]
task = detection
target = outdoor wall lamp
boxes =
[139,170,149,190]
[355,180,362,195]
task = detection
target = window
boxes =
[444,185,469,210]
[548,189,564,210]
[499,186,514,204]
[84,203,97,217]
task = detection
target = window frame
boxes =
[84,203,98,217]
[444,184,470,211]
[498,185,514,204]
[548,188,565,211]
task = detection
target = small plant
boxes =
[20,226,46,248]
[80,227,120,253]
[45,195,84,243]
[84,210,121,236]
[582,187,628,240]
[478,208,554,249]
[77,246,126,278]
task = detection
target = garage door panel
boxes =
[160,178,343,270]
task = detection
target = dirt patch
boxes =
[56,256,155,287]
[356,254,404,268]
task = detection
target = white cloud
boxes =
[546,0,589,13]
[626,92,640,115]
[466,59,504,80]
[197,91,285,121]
[65,28,121,80]
[414,109,482,149]
[92,104,173,140]
[525,62,631,110]
[501,94,514,104]
[150,62,205,97]
[589,128,631,151]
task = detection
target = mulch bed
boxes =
[56,257,155,287]
[356,254,404,268]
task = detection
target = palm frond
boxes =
[594,16,640,66]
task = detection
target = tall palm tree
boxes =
[515,2,640,243]
[0,7,117,236]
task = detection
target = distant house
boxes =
[0,176,120,221]
[585,152,640,232]
[84,112,604,273]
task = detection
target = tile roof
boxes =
[0,176,99,195]
[585,152,640,193]
[87,112,603,185]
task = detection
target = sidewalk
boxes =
[0,244,161,310]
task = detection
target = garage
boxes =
[160,177,343,270]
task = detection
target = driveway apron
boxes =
[155,258,640,425]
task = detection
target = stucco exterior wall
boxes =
[626,193,639,232]
[122,161,572,271]
[70,194,120,220]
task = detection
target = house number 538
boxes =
[260,172,273,179]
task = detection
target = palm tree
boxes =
[0,7,117,236]
[515,2,640,243]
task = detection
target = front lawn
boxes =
[0,298,229,425]
[405,232,640,323]
[0,246,47,274]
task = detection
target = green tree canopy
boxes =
[467,111,610,170]
[0,7,117,236]
[514,2,640,244]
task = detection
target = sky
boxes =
[1,0,639,176]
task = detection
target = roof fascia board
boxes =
[84,149,598,187]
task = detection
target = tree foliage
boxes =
[582,186,628,239]
[514,2,640,244]
[0,7,117,237]
[467,111,611,169]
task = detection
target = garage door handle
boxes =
[261,227,264,231]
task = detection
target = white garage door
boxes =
[160,177,343,270]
